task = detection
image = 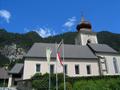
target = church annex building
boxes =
[8,17,120,87]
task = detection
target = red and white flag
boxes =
[57,40,63,66]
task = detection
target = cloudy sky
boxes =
[0,0,120,37]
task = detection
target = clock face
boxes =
[87,39,92,44]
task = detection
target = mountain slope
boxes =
[0,29,43,50]
[0,29,120,51]
[97,31,120,51]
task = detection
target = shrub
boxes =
[95,79,110,90]
[59,82,72,90]
[73,80,97,90]
[31,73,42,79]
[107,78,120,90]
[73,81,83,90]
[31,73,120,90]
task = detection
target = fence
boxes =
[0,87,17,90]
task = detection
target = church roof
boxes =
[25,43,97,59]
[88,44,118,54]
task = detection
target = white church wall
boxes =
[80,33,98,45]
[66,59,99,77]
[97,53,120,76]
[23,58,99,80]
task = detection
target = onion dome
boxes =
[76,17,92,32]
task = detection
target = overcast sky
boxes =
[0,0,120,37]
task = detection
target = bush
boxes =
[94,78,120,90]
[59,82,72,90]
[73,78,120,90]
[106,78,120,90]
[95,79,110,90]
[73,80,97,90]
[31,73,42,79]
[32,80,48,90]
[31,73,120,90]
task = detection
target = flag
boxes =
[57,40,63,66]
[46,48,52,65]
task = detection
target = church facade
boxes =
[23,18,120,80]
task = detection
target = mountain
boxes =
[0,29,120,51]
[97,31,120,51]
[0,29,43,67]
[0,29,43,50]
[0,28,120,67]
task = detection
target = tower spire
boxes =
[81,11,85,22]
[76,12,92,31]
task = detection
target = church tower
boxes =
[75,17,98,45]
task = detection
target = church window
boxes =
[113,57,119,73]
[50,64,54,74]
[36,64,41,72]
[75,65,79,74]
[86,65,91,74]
[64,64,67,74]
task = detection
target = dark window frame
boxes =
[86,65,91,74]
[50,64,54,74]
[64,64,67,74]
[75,65,80,74]
[36,64,41,72]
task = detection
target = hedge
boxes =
[31,73,120,90]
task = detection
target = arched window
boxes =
[113,57,119,73]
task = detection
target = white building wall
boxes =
[80,33,98,45]
[23,58,99,80]
[8,75,12,87]
[96,53,120,75]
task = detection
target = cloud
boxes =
[0,9,11,23]
[24,27,57,38]
[63,16,76,29]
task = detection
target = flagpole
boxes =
[55,43,58,90]
[46,48,52,90]
[62,39,66,90]
[49,63,51,90]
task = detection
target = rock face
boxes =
[0,43,26,62]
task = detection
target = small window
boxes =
[75,65,79,74]
[86,65,91,74]
[36,64,41,72]
[64,64,67,74]
[50,64,54,74]
[113,57,119,73]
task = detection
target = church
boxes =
[8,17,120,87]
[22,17,120,80]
